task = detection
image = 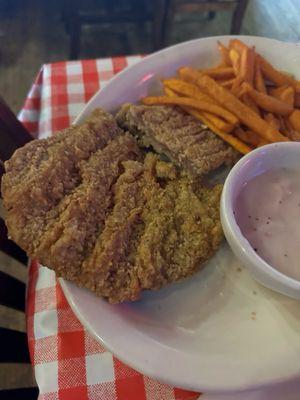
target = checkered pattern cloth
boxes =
[21,57,201,400]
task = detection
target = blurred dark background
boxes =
[0,0,299,113]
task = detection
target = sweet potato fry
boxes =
[264,113,280,130]
[217,41,231,66]
[244,83,294,115]
[163,79,215,103]
[200,67,235,80]
[164,86,176,97]
[254,60,267,93]
[235,85,248,99]
[231,76,244,96]
[242,93,260,114]
[287,130,300,141]
[164,85,245,149]
[183,106,234,133]
[163,80,234,133]
[278,115,289,135]
[252,134,269,146]
[288,109,300,132]
[295,92,300,107]
[279,86,294,106]
[268,85,288,98]
[269,85,294,106]
[258,55,300,90]
[192,71,289,142]
[229,48,240,75]
[142,95,238,125]
[172,42,300,148]
[219,78,235,88]
[281,117,300,141]
[229,39,249,54]
[203,114,234,133]
[284,116,294,131]
[178,66,203,83]
[240,46,255,84]
[234,127,268,147]
[186,108,251,154]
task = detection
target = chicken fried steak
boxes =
[82,153,223,303]
[2,108,223,303]
[116,104,238,178]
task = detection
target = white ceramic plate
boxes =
[60,36,300,394]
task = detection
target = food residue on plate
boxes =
[251,311,257,320]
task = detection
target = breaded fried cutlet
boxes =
[82,153,223,303]
[116,104,239,178]
[2,108,125,255]
[2,108,223,303]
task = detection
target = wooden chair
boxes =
[0,98,38,399]
[161,0,249,45]
[62,0,167,59]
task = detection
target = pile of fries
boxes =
[142,39,300,154]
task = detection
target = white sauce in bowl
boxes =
[235,168,300,281]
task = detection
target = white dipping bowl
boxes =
[221,142,300,299]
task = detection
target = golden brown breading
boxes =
[2,108,123,254]
[81,153,223,303]
[2,108,223,303]
[34,133,141,284]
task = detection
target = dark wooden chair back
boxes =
[161,0,249,45]
[62,0,167,59]
[0,98,38,399]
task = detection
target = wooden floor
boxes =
[0,0,300,391]
[0,0,299,112]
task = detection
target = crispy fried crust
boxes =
[2,109,123,254]
[116,104,239,178]
[2,108,223,303]
[81,153,223,303]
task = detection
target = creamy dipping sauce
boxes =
[235,168,300,281]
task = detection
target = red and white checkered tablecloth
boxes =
[21,56,201,400]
